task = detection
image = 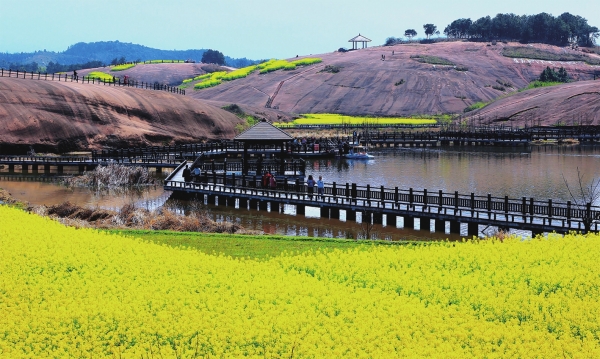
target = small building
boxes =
[348,34,372,50]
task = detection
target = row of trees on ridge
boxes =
[386,12,598,47]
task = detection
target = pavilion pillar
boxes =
[242,143,249,175]
[280,143,285,176]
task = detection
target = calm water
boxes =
[2,144,600,239]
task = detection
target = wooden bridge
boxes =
[165,161,600,237]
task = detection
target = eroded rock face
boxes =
[462,80,600,126]
[0,77,243,154]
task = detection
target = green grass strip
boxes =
[144,60,185,64]
[110,63,136,71]
[106,229,422,260]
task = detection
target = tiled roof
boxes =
[234,121,294,142]
[349,34,372,42]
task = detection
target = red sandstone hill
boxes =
[185,41,600,118]
[0,77,242,153]
[461,80,600,126]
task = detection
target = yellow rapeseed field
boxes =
[1,205,600,358]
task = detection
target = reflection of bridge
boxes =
[165,161,600,237]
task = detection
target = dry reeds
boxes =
[64,164,154,188]
[39,201,249,234]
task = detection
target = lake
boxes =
[2,144,600,239]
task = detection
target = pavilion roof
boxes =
[234,120,294,142]
[349,34,372,42]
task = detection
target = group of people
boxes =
[306,175,324,199]
[182,164,201,182]
[261,171,325,200]
[261,171,278,189]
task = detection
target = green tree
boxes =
[404,29,417,41]
[201,49,225,65]
[423,24,437,39]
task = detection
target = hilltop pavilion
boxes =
[348,34,372,49]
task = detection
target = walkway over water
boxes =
[165,161,600,236]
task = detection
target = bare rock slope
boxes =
[462,80,600,126]
[187,42,600,117]
[0,77,242,153]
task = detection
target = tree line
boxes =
[0,60,105,73]
[386,12,598,47]
[443,12,598,46]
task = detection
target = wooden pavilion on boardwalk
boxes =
[348,34,371,49]
[166,121,307,185]
[234,120,300,178]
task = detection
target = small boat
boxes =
[345,145,374,159]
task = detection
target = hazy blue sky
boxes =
[1,0,598,60]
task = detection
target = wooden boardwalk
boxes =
[165,161,600,236]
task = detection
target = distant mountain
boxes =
[0,40,258,68]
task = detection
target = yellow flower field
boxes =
[1,205,600,358]
[276,113,438,126]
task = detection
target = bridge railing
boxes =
[0,155,91,163]
[166,175,600,230]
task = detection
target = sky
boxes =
[1,0,598,60]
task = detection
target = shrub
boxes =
[319,65,342,74]
[394,79,405,86]
[492,85,506,91]
[410,55,455,66]
[464,101,488,113]
[454,66,469,71]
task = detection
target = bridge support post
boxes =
[346,209,356,222]
[385,213,397,227]
[156,167,162,174]
[404,216,414,230]
[449,221,461,234]
[330,208,340,220]
[421,218,433,231]
[227,196,235,207]
[320,207,329,219]
[216,195,225,206]
[249,199,259,210]
[296,204,305,215]
[207,194,217,205]
[57,165,63,174]
[435,219,446,233]
[8,164,14,172]
[78,165,85,173]
[239,198,248,209]
[467,222,479,236]
[44,164,50,173]
[32,165,38,173]
[271,201,282,213]
[372,212,383,224]
[22,164,29,174]
[258,200,268,211]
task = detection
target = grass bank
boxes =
[108,229,413,260]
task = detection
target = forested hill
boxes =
[0,41,257,68]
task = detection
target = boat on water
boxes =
[344,145,374,159]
